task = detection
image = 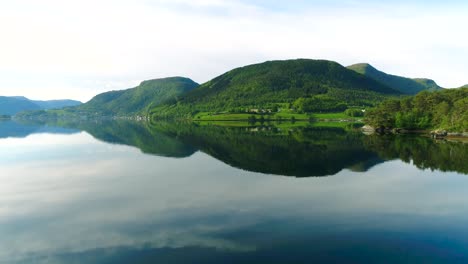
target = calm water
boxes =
[1,120,467,263]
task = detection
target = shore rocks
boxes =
[447,132,468,137]
[431,130,447,138]
[361,125,375,132]
[361,125,467,138]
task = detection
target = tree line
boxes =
[365,88,467,131]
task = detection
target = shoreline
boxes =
[361,125,468,138]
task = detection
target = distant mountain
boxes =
[152,59,400,118]
[347,63,444,94]
[0,96,41,115]
[0,96,81,116]
[76,77,199,115]
[460,84,468,88]
[32,99,82,110]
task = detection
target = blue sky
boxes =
[0,0,467,101]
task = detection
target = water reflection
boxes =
[5,120,468,176]
[0,120,79,138]
[0,120,468,263]
[364,135,468,174]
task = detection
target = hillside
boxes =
[365,88,468,131]
[0,96,81,116]
[16,77,199,119]
[76,77,199,115]
[151,59,400,119]
[347,63,444,94]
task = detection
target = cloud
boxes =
[0,0,466,101]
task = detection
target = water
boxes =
[0,120,467,263]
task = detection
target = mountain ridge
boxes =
[76,77,199,115]
[0,96,81,116]
[11,59,465,120]
[15,77,199,119]
[347,63,444,94]
[151,59,401,118]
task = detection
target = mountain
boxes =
[76,77,199,115]
[151,59,400,118]
[0,96,41,115]
[32,99,82,110]
[347,63,444,94]
[460,84,468,88]
[0,96,81,116]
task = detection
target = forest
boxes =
[365,88,468,131]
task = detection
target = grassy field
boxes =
[194,112,254,121]
[312,112,348,119]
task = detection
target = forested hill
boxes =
[365,88,467,131]
[347,63,444,95]
[0,96,81,116]
[76,77,199,115]
[151,59,401,118]
[16,77,200,119]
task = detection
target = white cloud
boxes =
[0,0,466,101]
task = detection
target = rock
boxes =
[361,125,375,132]
[431,129,447,138]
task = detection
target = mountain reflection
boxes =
[148,123,381,177]
[363,135,468,174]
[0,120,79,138]
[6,120,468,176]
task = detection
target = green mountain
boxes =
[347,63,444,94]
[16,77,199,119]
[151,59,400,118]
[460,84,468,88]
[0,96,81,116]
[76,77,198,115]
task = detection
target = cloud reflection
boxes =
[0,132,468,262]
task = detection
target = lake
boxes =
[1,120,467,263]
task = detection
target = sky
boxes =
[0,0,467,102]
